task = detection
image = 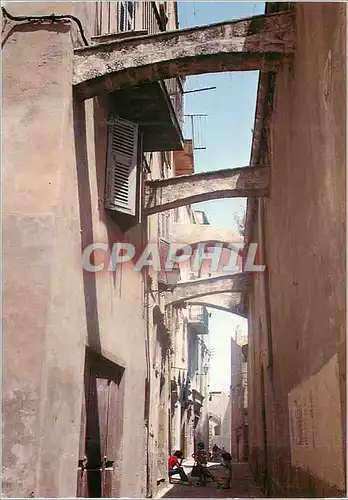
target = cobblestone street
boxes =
[158,462,264,498]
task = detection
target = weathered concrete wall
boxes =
[230,333,248,461]
[248,3,346,497]
[2,2,170,497]
[78,94,148,498]
[2,3,86,496]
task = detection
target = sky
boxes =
[177,1,265,391]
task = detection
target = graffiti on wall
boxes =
[288,354,344,490]
[289,391,315,448]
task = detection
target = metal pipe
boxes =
[183,86,216,94]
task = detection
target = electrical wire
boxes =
[1,6,89,46]
[193,1,197,21]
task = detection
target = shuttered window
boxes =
[118,1,135,32]
[158,211,170,242]
[105,116,138,216]
[158,239,170,285]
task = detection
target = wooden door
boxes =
[103,379,121,497]
[77,351,124,498]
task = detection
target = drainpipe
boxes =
[142,168,151,496]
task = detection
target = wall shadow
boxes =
[73,99,101,352]
[1,21,70,48]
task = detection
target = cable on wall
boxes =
[1,6,89,46]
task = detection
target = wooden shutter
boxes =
[158,239,170,284]
[105,116,138,216]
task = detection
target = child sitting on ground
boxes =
[168,450,188,483]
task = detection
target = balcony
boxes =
[91,3,184,152]
[158,240,181,289]
[165,77,184,129]
[187,305,209,334]
[108,78,183,152]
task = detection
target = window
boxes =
[118,1,135,32]
[182,324,186,361]
[187,331,198,379]
[158,239,170,285]
[105,116,139,216]
[214,425,221,437]
[160,151,171,179]
[158,211,170,242]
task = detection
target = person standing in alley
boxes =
[192,441,216,486]
[221,451,232,489]
[212,444,222,462]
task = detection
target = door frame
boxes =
[77,347,126,498]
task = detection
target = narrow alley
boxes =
[159,462,264,498]
[2,1,346,498]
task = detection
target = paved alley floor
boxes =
[158,461,264,498]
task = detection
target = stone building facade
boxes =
[2,2,183,497]
[169,147,211,458]
[245,2,346,497]
[230,327,248,462]
[208,391,231,453]
[3,1,345,498]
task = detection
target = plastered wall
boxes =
[248,3,346,496]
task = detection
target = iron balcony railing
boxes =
[165,77,184,128]
[143,2,184,129]
[187,305,209,331]
[142,1,160,34]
